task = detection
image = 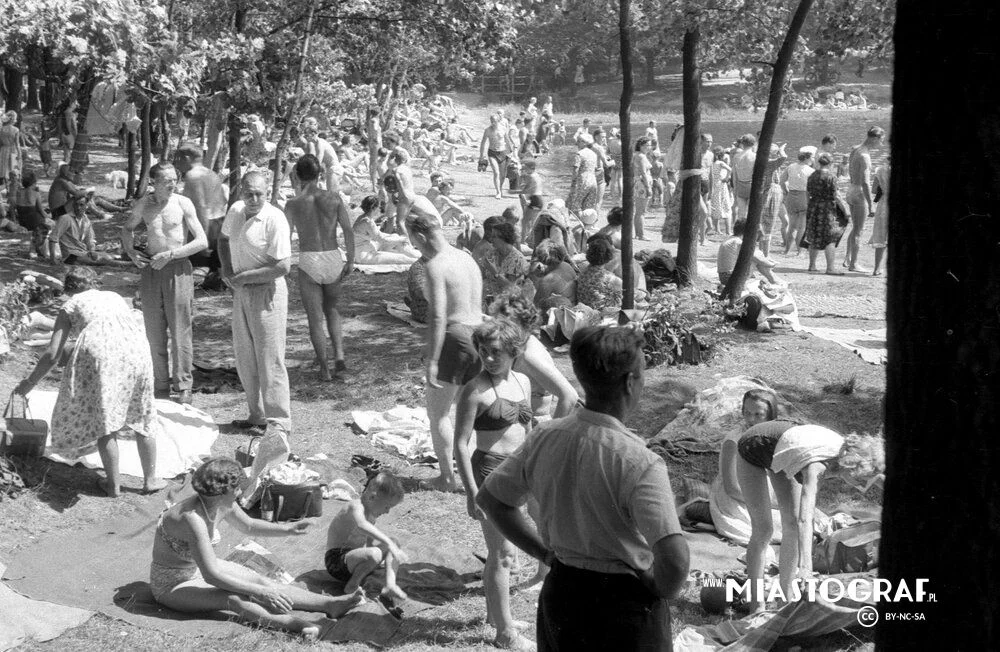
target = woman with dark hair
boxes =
[594,206,624,249]
[14,267,165,496]
[148,458,363,637]
[576,236,623,311]
[681,389,787,546]
[352,195,420,264]
[803,152,847,274]
[479,222,529,307]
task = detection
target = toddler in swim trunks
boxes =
[325,471,410,604]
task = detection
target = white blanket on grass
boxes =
[800,326,887,365]
[351,405,435,460]
[20,390,217,479]
[355,263,412,274]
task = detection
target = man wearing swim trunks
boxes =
[480,113,512,200]
[123,162,208,405]
[219,172,292,435]
[285,154,356,381]
[175,144,227,276]
[386,150,416,238]
[845,126,884,272]
[406,210,483,492]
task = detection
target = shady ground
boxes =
[0,76,888,651]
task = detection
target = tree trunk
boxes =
[227,111,242,207]
[643,48,657,89]
[159,101,172,161]
[879,2,1000,649]
[1,67,23,114]
[41,81,55,115]
[125,130,137,200]
[271,0,318,206]
[135,100,153,199]
[721,0,813,301]
[69,71,98,174]
[618,0,635,310]
[26,76,39,111]
[676,25,701,286]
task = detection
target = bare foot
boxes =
[494,631,536,650]
[326,588,365,619]
[381,585,409,602]
[97,478,120,497]
[300,624,320,641]
[318,367,332,382]
[143,479,168,494]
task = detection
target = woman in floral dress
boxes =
[576,236,624,312]
[803,153,846,275]
[479,222,530,308]
[15,266,165,496]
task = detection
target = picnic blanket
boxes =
[0,562,93,651]
[800,326,887,365]
[647,377,805,456]
[674,575,876,651]
[352,405,435,460]
[20,389,217,480]
[3,487,482,645]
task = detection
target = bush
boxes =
[636,288,733,368]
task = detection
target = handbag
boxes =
[1,394,49,458]
[235,435,262,468]
[269,481,323,521]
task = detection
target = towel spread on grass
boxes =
[3,489,482,645]
[356,263,412,274]
[352,405,435,460]
[0,562,93,652]
[800,326,887,365]
[22,389,217,480]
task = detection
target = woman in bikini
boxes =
[150,458,364,638]
[454,319,537,651]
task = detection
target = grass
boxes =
[0,85,887,649]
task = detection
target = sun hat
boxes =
[799,145,818,157]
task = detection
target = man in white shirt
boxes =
[780,146,816,255]
[219,171,292,435]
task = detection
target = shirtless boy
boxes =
[480,114,512,200]
[124,162,208,403]
[845,126,885,272]
[406,210,483,492]
[285,154,356,381]
[386,150,416,237]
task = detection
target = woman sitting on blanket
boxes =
[679,390,787,545]
[353,195,421,265]
[738,421,884,612]
[528,238,577,315]
[150,458,364,638]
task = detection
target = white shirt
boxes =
[221,201,291,275]
[783,162,815,192]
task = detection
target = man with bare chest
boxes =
[123,162,208,403]
[285,154,356,381]
[405,210,483,492]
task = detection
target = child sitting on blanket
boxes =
[432,179,470,226]
[325,471,410,604]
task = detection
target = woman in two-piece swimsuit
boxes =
[453,319,536,651]
[149,458,363,638]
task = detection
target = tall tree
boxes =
[618,0,635,309]
[721,0,814,300]
[879,1,1000,649]
[675,15,701,285]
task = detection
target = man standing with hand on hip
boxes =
[123,162,207,404]
[477,326,689,651]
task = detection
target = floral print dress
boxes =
[566,147,599,213]
[51,290,158,450]
[803,169,845,249]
